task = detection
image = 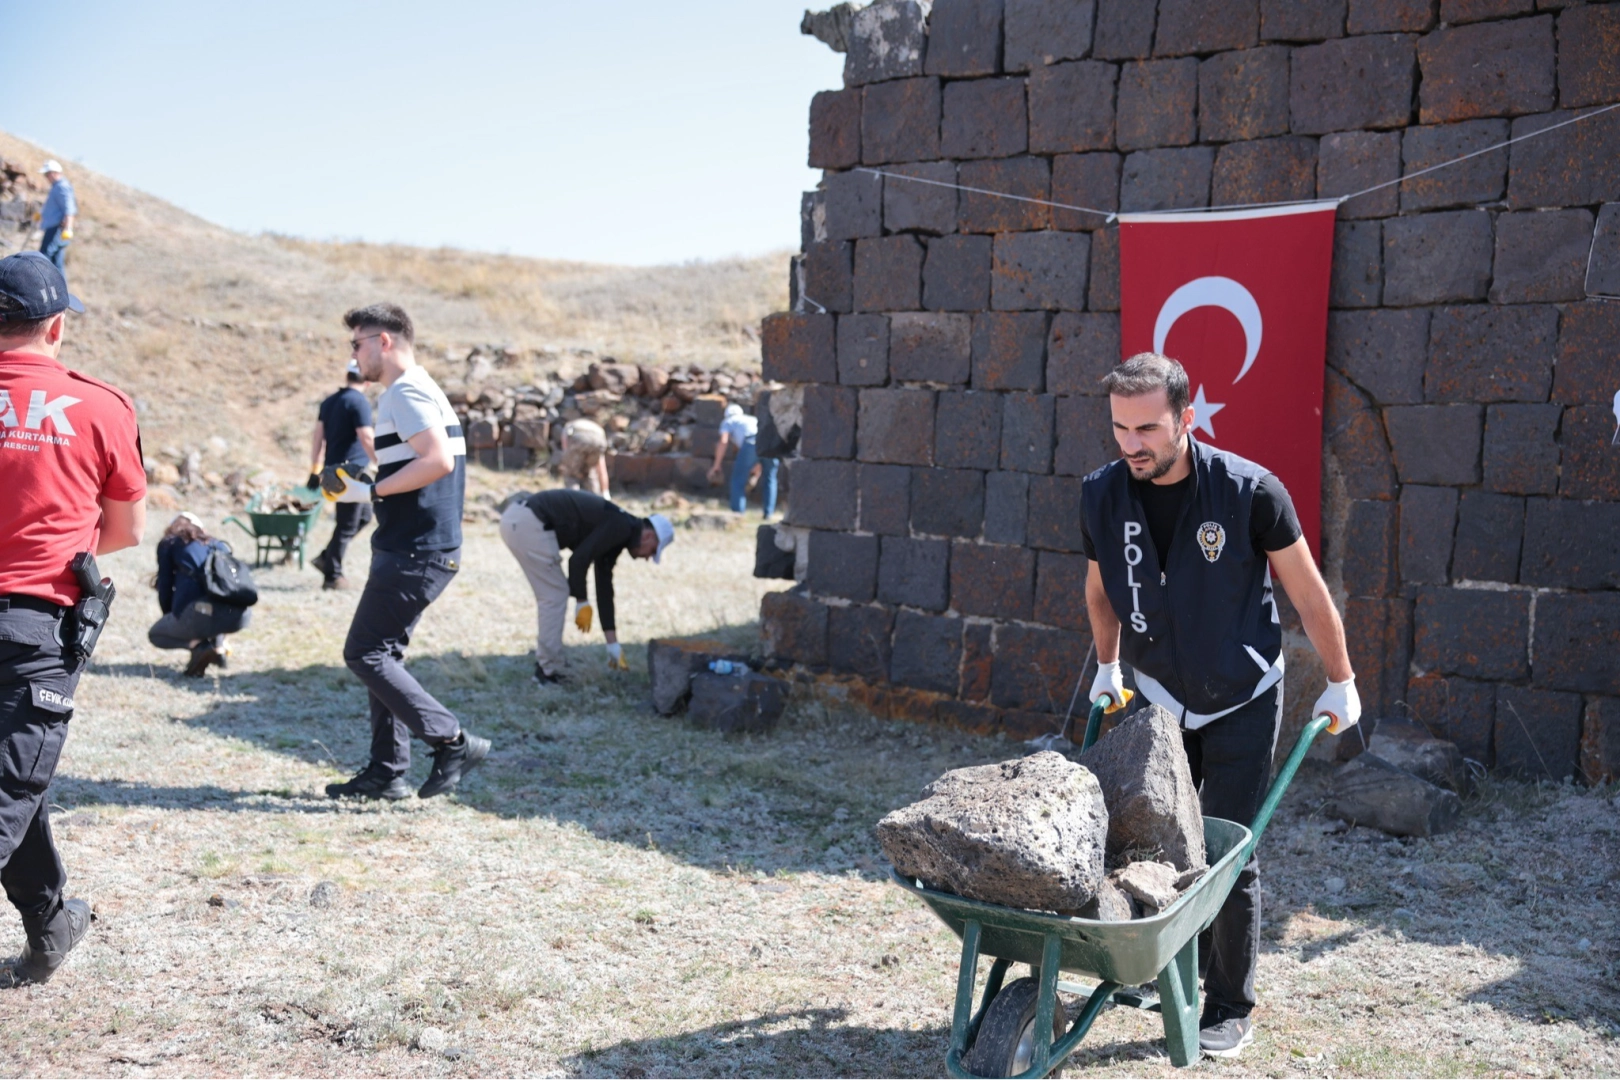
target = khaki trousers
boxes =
[499,502,570,675]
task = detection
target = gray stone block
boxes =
[859,463,912,536]
[1330,220,1382,309]
[1290,34,1417,135]
[1047,312,1120,396]
[1053,394,1115,477]
[836,314,889,388]
[1494,685,1582,782]
[1325,754,1461,837]
[688,671,786,734]
[807,530,880,601]
[926,0,1004,76]
[1198,46,1291,144]
[1341,498,1399,596]
[1417,15,1555,124]
[881,161,957,235]
[991,231,1091,311]
[785,459,858,530]
[802,240,853,314]
[889,610,965,693]
[761,312,837,384]
[1399,119,1509,212]
[1261,0,1346,41]
[858,388,935,465]
[1553,302,1620,406]
[1482,403,1561,496]
[875,751,1108,912]
[1032,549,1088,630]
[1317,130,1400,219]
[951,541,1036,620]
[1346,0,1436,33]
[890,311,973,384]
[911,467,986,538]
[760,590,828,667]
[1088,226,1120,311]
[1051,152,1121,231]
[754,524,796,581]
[828,603,894,683]
[923,235,993,312]
[1413,586,1530,681]
[972,312,1049,391]
[809,88,861,170]
[991,623,1093,710]
[1153,0,1259,55]
[1451,490,1523,584]
[648,638,729,715]
[1489,210,1595,304]
[800,384,858,459]
[1078,703,1207,870]
[1531,592,1620,695]
[1398,484,1458,585]
[1368,716,1472,795]
[1557,4,1620,110]
[878,535,951,610]
[1000,393,1057,474]
[1385,404,1482,485]
[985,471,1031,545]
[1426,304,1556,404]
[1381,210,1493,306]
[1520,498,1620,590]
[1092,0,1156,59]
[958,157,1052,233]
[1508,107,1620,210]
[822,170,883,241]
[1026,475,1088,552]
[1326,308,1428,405]
[861,77,941,165]
[1211,136,1318,205]
[935,391,1004,470]
[1119,147,1214,212]
[1439,0,1532,23]
[1325,369,1399,499]
[941,77,1029,160]
[854,235,924,313]
[1004,0,1097,73]
[1117,58,1198,151]
[1588,205,1620,299]
[844,0,929,86]
[1028,60,1119,154]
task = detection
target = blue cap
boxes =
[0,252,84,322]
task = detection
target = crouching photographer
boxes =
[148,512,256,677]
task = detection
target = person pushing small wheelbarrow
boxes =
[1077,352,1361,1059]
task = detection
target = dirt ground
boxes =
[0,502,1617,1079]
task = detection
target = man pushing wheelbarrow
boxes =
[888,353,1363,1077]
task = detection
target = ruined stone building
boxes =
[755,0,1620,782]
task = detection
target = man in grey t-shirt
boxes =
[322,303,490,802]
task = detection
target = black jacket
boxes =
[523,490,644,632]
[1081,436,1283,727]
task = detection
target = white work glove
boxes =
[1089,660,1133,713]
[606,641,627,671]
[321,465,373,504]
[1312,676,1361,735]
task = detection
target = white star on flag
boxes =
[1190,384,1225,439]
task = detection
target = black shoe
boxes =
[184,643,221,677]
[1199,1011,1254,1059]
[533,663,569,686]
[418,732,491,799]
[7,898,92,986]
[311,551,332,578]
[325,763,412,801]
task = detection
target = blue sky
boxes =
[0,1,844,265]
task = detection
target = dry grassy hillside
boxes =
[0,130,787,488]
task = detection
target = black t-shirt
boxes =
[318,386,372,468]
[1082,471,1302,563]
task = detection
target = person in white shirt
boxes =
[705,403,778,518]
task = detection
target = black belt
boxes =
[0,594,65,615]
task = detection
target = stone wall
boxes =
[758,0,1620,782]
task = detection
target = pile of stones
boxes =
[876,705,1208,920]
[0,157,42,252]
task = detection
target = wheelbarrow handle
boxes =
[222,516,255,537]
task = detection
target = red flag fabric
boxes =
[1117,202,1338,556]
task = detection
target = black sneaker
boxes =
[533,664,569,686]
[311,551,333,579]
[1199,1012,1254,1059]
[418,732,491,799]
[7,898,92,986]
[325,763,412,801]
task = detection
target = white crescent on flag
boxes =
[1152,276,1264,384]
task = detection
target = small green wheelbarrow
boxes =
[893,700,1331,1078]
[223,487,324,569]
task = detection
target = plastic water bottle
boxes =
[708,659,744,676]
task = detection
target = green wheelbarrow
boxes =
[893,700,1331,1078]
[223,487,324,569]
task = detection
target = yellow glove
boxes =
[60,227,72,240]
[574,602,593,633]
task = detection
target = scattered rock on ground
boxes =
[1077,704,1206,872]
[1326,753,1462,838]
[1368,717,1473,795]
[309,880,338,908]
[414,1027,448,1053]
[876,752,1108,913]
[646,637,731,716]
[687,671,787,733]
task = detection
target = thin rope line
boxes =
[855,166,1117,221]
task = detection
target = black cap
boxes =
[0,252,84,322]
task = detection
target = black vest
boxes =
[1081,436,1282,724]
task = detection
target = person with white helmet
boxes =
[36,161,76,278]
[498,489,674,684]
[706,402,778,519]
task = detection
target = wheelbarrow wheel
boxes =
[965,976,1065,1078]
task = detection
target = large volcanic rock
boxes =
[1077,705,1206,871]
[876,751,1108,913]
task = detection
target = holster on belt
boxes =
[66,552,116,664]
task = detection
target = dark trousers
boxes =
[342,549,461,775]
[0,607,80,924]
[318,502,373,582]
[39,226,68,276]
[148,601,251,650]
[1182,682,1282,1020]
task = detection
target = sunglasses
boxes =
[350,333,382,352]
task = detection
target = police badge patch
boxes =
[1196,521,1226,563]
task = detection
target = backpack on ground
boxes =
[200,543,259,607]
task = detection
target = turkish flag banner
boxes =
[1117,202,1338,556]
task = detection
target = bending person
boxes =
[499,489,673,684]
[148,512,251,676]
[706,403,777,518]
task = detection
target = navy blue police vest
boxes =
[1081,435,1283,728]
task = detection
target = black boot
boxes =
[418,732,491,798]
[8,898,91,986]
[325,763,411,801]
